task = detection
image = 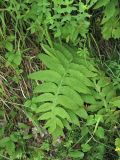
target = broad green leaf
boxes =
[38,112,52,120]
[101,19,113,39]
[59,86,83,106]
[57,95,79,110]
[36,103,52,113]
[55,117,64,128]
[42,44,56,57]
[39,54,65,75]
[54,107,70,120]
[52,126,64,140]
[68,69,94,87]
[32,93,54,103]
[47,119,57,133]
[62,119,72,130]
[54,43,73,60]
[55,50,69,68]
[70,63,96,77]
[29,70,61,83]
[64,77,91,94]
[34,82,57,93]
[81,95,96,104]
[75,108,88,119]
[67,110,80,126]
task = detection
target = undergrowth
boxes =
[0,0,120,160]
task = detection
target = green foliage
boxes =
[94,0,120,39]
[24,0,92,44]
[0,127,31,159]
[28,43,120,159]
[0,0,120,159]
[28,43,96,138]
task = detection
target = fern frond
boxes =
[29,43,98,138]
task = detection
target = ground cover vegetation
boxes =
[0,0,120,159]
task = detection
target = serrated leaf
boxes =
[52,126,64,140]
[68,69,94,87]
[29,70,61,83]
[42,44,56,57]
[81,95,96,104]
[55,117,64,128]
[64,77,91,94]
[34,82,57,93]
[54,43,73,60]
[67,110,80,126]
[75,108,88,119]
[54,107,70,120]
[32,93,54,103]
[55,50,69,68]
[39,54,65,75]
[36,103,52,113]
[47,119,57,133]
[38,112,52,120]
[59,86,83,106]
[62,119,72,130]
[57,95,79,110]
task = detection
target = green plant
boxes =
[27,43,96,139]
[105,59,120,91]
[0,0,120,159]
[23,0,98,44]
[27,43,119,160]
[0,127,29,160]
[94,0,120,39]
